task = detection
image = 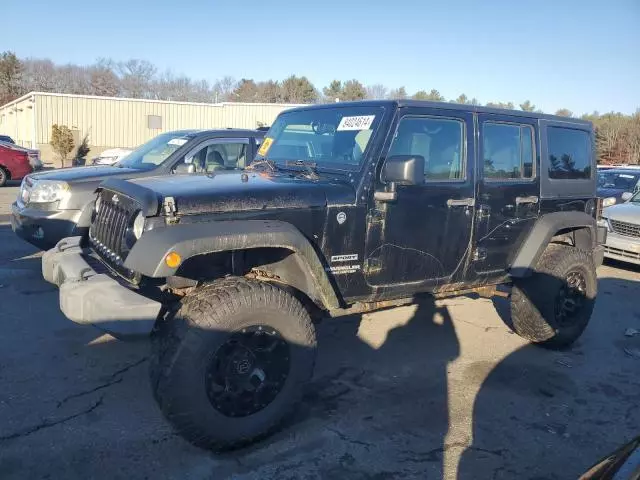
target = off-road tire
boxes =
[510,244,597,349]
[0,167,8,187]
[150,277,317,451]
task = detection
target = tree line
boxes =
[1,51,638,164]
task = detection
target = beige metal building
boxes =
[0,92,303,165]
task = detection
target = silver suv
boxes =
[600,190,640,265]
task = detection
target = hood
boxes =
[122,171,356,215]
[28,165,142,183]
[97,148,133,158]
[597,187,630,200]
[603,201,640,223]
[0,141,38,154]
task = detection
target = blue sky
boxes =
[2,0,639,114]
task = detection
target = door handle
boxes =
[447,197,476,207]
[515,196,539,205]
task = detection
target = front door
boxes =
[364,107,476,289]
[472,113,540,276]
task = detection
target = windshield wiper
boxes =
[284,160,320,180]
[246,158,277,173]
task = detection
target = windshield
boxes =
[597,171,640,191]
[257,106,384,169]
[116,132,193,170]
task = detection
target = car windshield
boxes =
[597,171,640,191]
[116,132,193,170]
[257,106,384,170]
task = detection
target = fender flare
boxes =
[124,219,340,309]
[510,211,596,278]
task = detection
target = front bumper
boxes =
[11,202,86,250]
[602,229,640,266]
[594,225,607,267]
[42,236,161,337]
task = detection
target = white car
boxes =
[599,190,640,266]
[91,147,133,165]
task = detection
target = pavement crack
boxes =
[56,356,148,408]
[0,396,104,442]
[326,427,373,450]
[403,442,503,463]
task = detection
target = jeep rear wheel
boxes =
[510,244,597,349]
[150,277,316,451]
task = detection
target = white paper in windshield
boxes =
[337,115,376,131]
[168,138,188,146]
[620,174,635,179]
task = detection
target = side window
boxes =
[547,127,591,180]
[179,141,249,172]
[203,142,248,171]
[388,116,465,181]
[483,123,535,180]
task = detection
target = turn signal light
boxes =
[165,251,182,268]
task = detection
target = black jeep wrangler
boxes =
[42,101,606,450]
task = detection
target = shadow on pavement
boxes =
[1,229,639,479]
[459,271,640,479]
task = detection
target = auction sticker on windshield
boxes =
[337,115,376,131]
[258,137,274,156]
[168,138,188,146]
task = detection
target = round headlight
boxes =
[133,212,145,239]
[95,195,102,214]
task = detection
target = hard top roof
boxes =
[286,100,592,125]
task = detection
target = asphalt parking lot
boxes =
[0,184,639,480]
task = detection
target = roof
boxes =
[0,91,306,110]
[187,128,267,137]
[598,166,640,172]
[287,100,592,125]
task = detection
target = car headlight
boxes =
[132,212,145,239]
[29,180,70,203]
[597,217,611,231]
[601,197,617,208]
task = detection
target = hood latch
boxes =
[162,196,179,224]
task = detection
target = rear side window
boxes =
[547,127,591,180]
[482,122,534,180]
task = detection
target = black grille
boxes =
[610,219,640,238]
[89,189,140,272]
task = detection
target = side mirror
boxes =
[621,192,633,202]
[382,155,425,186]
[174,163,195,174]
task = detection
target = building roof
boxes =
[0,91,306,110]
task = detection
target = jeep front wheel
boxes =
[150,277,317,451]
[510,244,597,349]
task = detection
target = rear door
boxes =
[473,113,540,276]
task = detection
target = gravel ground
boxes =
[0,185,638,480]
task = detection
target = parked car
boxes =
[598,168,640,207]
[0,134,15,144]
[42,100,604,451]
[91,147,134,166]
[599,189,640,265]
[11,128,265,249]
[0,140,42,187]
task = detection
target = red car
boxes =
[0,140,42,186]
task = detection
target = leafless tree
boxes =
[366,84,388,100]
